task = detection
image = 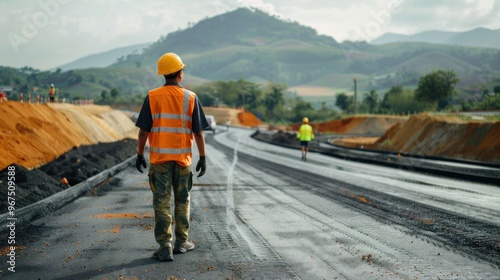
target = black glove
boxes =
[195,156,206,177]
[136,153,147,173]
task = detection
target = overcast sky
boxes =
[1,0,499,70]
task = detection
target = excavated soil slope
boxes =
[291,115,406,134]
[371,114,500,163]
[195,107,264,128]
[255,116,406,151]
[0,101,138,170]
[258,113,499,164]
[0,101,139,212]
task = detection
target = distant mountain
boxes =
[56,43,151,71]
[109,8,499,90]
[372,28,500,49]
[446,27,500,49]
[113,7,344,83]
[372,30,457,45]
[55,8,500,98]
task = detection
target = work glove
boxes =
[195,156,206,177]
[136,153,147,173]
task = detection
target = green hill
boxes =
[109,7,499,93]
[2,7,500,102]
[389,51,481,75]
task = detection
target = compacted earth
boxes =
[0,139,137,211]
[0,101,139,213]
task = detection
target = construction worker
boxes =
[48,84,56,103]
[297,117,314,161]
[135,52,209,262]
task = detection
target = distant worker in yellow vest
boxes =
[135,52,209,262]
[297,117,314,162]
[48,84,56,103]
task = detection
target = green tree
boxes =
[415,70,459,104]
[335,93,350,111]
[494,85,500,94]
[363,90,379,113]
[263,82,285,120]
[381,86,403,111]
[197,92,217,107]
[292,98,314,122]
[101,90,109,101]
[384,90,430,114]
[110,88,120,98]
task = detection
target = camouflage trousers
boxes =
[148,162,193,245]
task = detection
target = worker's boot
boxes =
[152,243,174,261]
[174,240,195,254]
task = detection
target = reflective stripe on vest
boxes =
[150,147,192,154]
[148,87,195,166]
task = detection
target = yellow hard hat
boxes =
[302,117,309,123]
[157,53,186,75]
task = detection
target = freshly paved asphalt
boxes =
[1,127,499,279]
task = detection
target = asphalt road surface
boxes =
[1,127,499,279]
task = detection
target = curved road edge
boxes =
[0,156,136,233]
[251,130,500,186]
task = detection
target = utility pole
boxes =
[353,78,357,114]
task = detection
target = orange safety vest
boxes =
[49,87,55,96]
[148,86,196,166]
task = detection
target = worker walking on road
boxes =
[297,117,314,162]
[48,84,56,103]
[135,52,209,262]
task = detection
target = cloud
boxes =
[236,0,277,14]
[1,0,499,70]
[275,2,405,42]
[387,0,499,34]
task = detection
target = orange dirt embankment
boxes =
[362,113,500,163]
[0,101,138,170]
[203,107,263,127]
[291,115,406,134]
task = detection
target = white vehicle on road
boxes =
[205,115,217,134]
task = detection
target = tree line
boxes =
[336,70,500,115]
[1,65,498,122]
[191,79,340,124]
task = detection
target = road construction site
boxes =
[0,102,499,279]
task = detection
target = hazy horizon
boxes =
[2,0,499,70]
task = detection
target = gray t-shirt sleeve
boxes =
[192,96,209,133]
[135,96,152,132]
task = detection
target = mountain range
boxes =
[55,43,151,71]
[49,8,500,98]
[371,27,500,49]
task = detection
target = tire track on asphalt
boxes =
[207,136,500,268]
[191,135,300,279]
